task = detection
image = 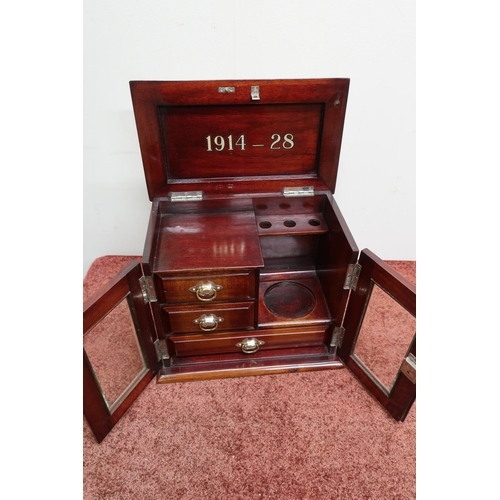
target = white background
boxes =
[83,0,416,276]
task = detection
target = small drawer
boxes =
[168,326,329,357]
[161,271,256,304]
[163,302,255,334]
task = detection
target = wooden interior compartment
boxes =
[143,191,357,361]
[253,194,328,270]
[258,271,331,329]
[249,194,352,338]
[252,193,334,331]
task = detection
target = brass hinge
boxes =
[330,326,345,348]
[400,353,416,384]
[343,263,362,291]
[282,186,315,197]
[154,339,170,361]
[169,191,203,202]
[139,276,157,304]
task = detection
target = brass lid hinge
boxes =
[330,326,345,348]
[169,191,203,202]
[282,186,315,197]
[139,276,157,304]
[400,353,416,384]
[343,263,362,291]
[154,339,170,362]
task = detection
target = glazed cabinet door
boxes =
[338,250,416,421]
[83,262,161,442]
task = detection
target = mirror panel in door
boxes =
[83,294,148,412]
[83,261,159,443]
[352,282,416,394]
[338,250,416,421]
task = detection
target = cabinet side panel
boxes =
[142,199,163,275]
[316,195,358,330]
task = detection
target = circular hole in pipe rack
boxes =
[259,221,272,229]
[283,220,296,228]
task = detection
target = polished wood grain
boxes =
[316,193,359,340]
[158,346,343,383]
[162,104,322,179]
[167,325,329,357]
[130,78,350,199]
[160,270,257,304]
[164,301,255,334]
[155,210,264,273]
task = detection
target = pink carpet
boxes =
[84,256,416,499]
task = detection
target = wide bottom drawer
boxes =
[167,326,329,357]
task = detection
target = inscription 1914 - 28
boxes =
[206,133,295,152]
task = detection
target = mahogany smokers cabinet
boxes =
[83,78,416,443]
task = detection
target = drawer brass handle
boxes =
[193,313,224,332]
[236,338,265,354]
[189,281,223,302]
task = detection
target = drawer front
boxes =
[168,326,329,357]
[161,271,257,304]
[164,302,255,334]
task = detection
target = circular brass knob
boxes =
[193,313,224,332]
[236,338,265,354]
[189,281,223,302]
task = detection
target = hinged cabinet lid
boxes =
[130,78,350,200]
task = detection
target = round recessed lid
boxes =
[264,281,316,319]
